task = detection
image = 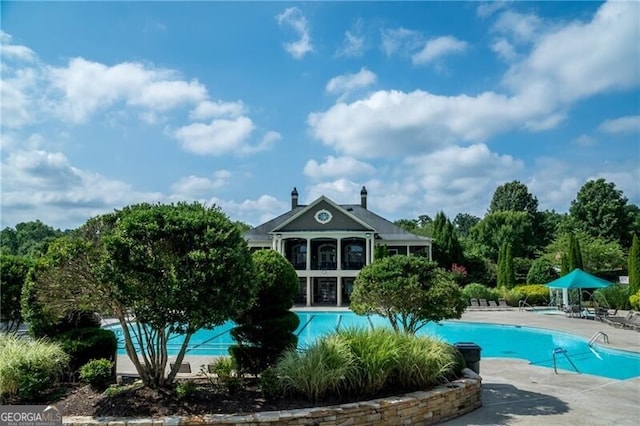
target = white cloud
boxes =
[309,1,639,158]
[170,171,231,197]
[210,194,287,226]
[503,1,639,105]
[47,58,207,122]
[0,31,37,62]
[404,144,523,217]
[174,117,255,155]
[190,100,246,120]
[477,1,510,18]
[598,115,640,134]
[304,156,375,179]
[0,149,163,229]
[325,68,376,97]
[492,10,542,43]
[337,25,365,56]
[276,7,313,59]
[491,38,518,62]
[412,36,468,65]
[380,27,422,57]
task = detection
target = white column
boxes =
[306,238,311,270]
[337,237,342,270]
[365,235,371,265]
[306,276,312,307]
[337,277,342,307]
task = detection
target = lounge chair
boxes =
[479,298,489,308]
[488,300,498,308]
[498,298,509,308]
[470,298,480,308]
[170,362,192,374]
[604,311,637,329]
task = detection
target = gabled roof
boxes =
[244,196,431,243]
[272,195,373,232]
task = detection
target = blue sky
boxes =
[1,1,638,230]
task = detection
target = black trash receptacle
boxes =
[454,342,482,374]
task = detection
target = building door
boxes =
[313,278,336,305]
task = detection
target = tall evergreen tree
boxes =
[497,242,507,287]
[560,253,569,276]
[629,234,640,295]
[573,237,584,270]
[505,244,516,288]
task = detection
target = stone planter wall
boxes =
[63,369,482,426]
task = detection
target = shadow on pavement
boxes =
[442,383,569,425]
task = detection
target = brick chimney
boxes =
[291,187,299,209]
[360,186,367,209]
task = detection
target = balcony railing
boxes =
[311,261,337,270]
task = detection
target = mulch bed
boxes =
[20,378,417,418]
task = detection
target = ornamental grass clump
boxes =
[0,334,69,402]
[337,327,399,395]
[275,327,465,402]
[276,335,357,402]
[393,334,464,388]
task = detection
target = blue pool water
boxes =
[111,311,640,380]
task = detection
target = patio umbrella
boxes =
[545,268,613,290]
[545,268,613,309]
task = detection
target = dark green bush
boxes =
[54,328,117,378]
[462,283,499,302]
[594,285,631,310]
[527,258,559,284]
[513,284,549,306]
[79,359,113,390]
[259,367,283,399]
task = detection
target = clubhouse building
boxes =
[244,187,433,307]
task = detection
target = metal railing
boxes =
[588,331,609,347]
[552,347,580,374]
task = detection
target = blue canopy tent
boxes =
[545,268,613,311]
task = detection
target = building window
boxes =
[344,243,365,269]
[292,243,307,270]
[318,243,336,270]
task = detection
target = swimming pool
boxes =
[111,311,640,380]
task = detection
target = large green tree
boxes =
[350,255,467,334]
[230,249,300,374]
[1,221,64,257]
[468,211,535,261]
[488,180,539,216]
[25,202,257,388]
[545,231,625,274]
[453,213,480,238]
[567,232,584,271]
[431,213,463,269]
[569,178,633,247]
[0,255,33,333]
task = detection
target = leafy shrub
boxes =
[629,289,640,310]
[259,367,282,399]
[175,379,197,399]
[0,334,69,402]
[206,357,243,394]
[497,287,525,307]
[527,258,559,284]
[54,328,117,378]
[79,358,113,390]
[513,284,549,306]
[594,285,631,310]
[462,283,500,302]
[513,257,533,283]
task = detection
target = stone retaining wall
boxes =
[63,369,482,426]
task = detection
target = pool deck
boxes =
[114,308,640,425]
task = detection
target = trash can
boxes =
[454,342,482,374]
